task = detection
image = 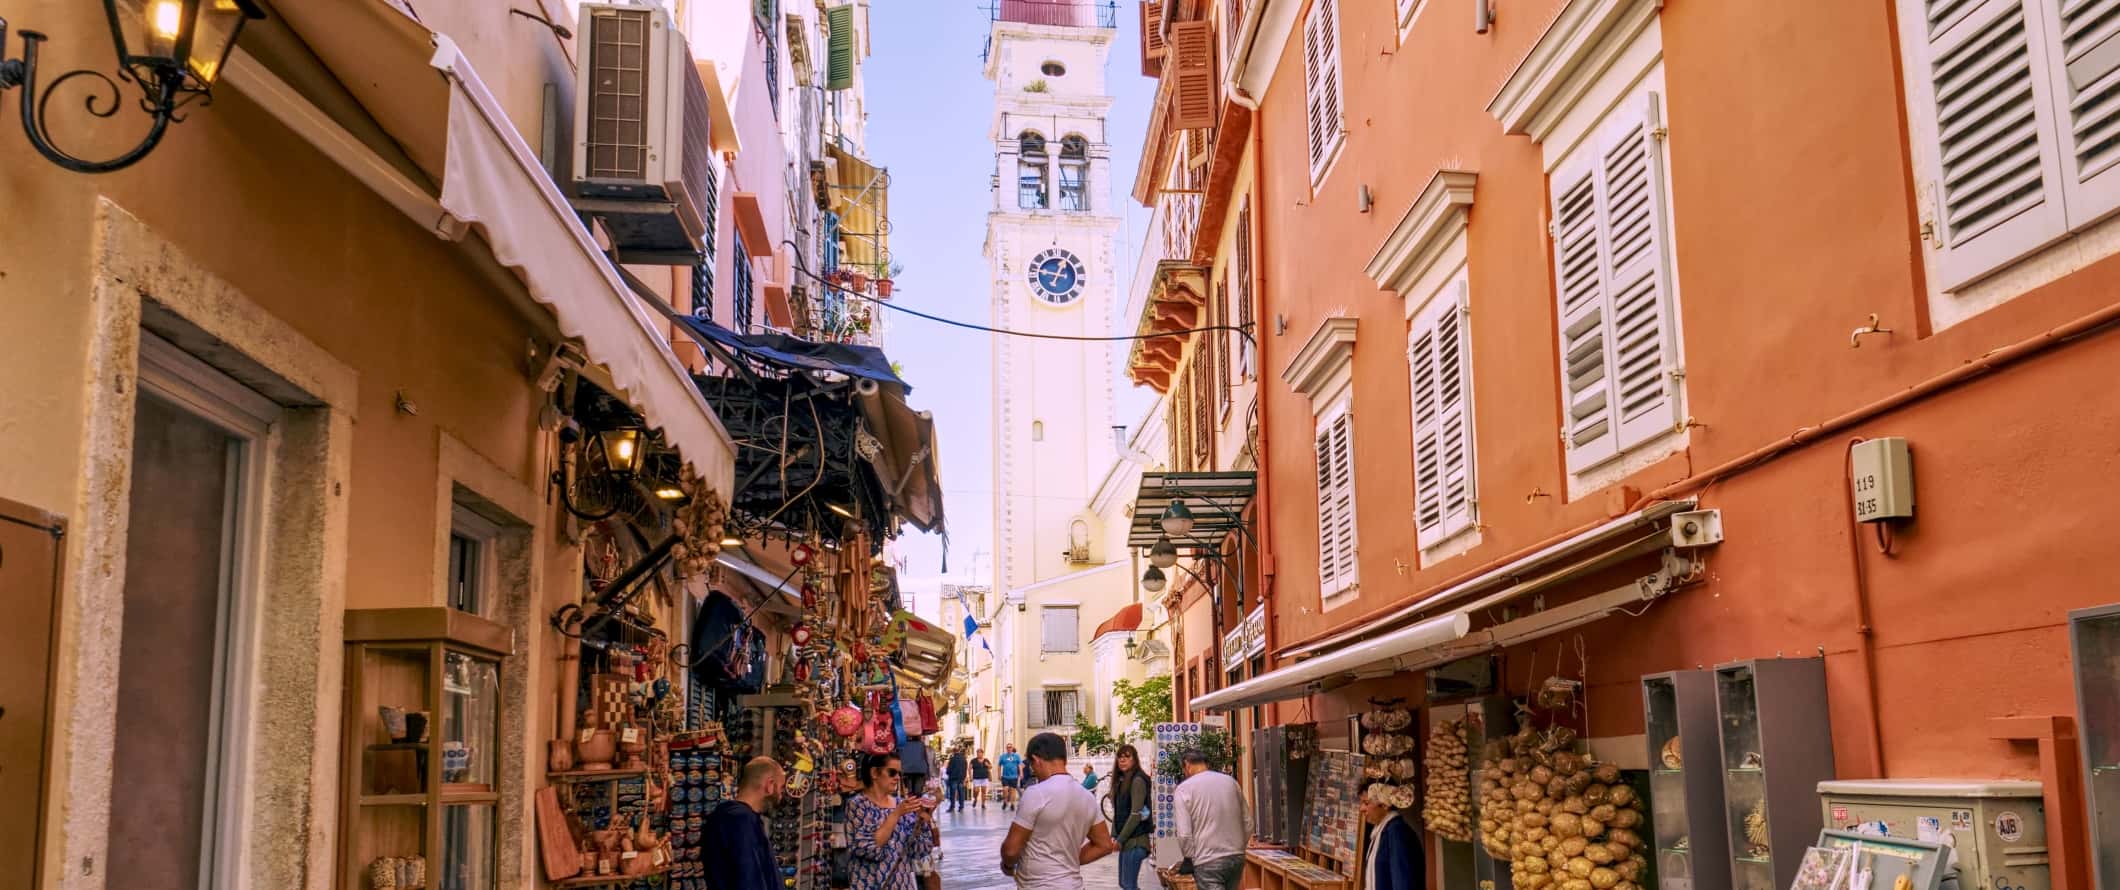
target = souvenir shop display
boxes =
[1711,658,1834,890]
[1358,702,1419,812]
[1423,718,1473,843]
[1250,723,1316,846]
[1301,750,1366,873]
[1641,670,1731,890]
[1476,723,1650,890]
[337,608,508,890]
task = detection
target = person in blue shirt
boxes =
[703,757,787,890]
[997,743,1025,810]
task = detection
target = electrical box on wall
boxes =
[1817,779,2049,890]
[1850,437,1914,522]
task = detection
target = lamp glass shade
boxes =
[597,427,644,475]
[1141,566,1167,593]
[1159,501,1196,537]
[184,0,261,86]
[1148,537,1178,569]
[109,0,261,86]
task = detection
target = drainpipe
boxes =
[1839,438,1889,779]
[1245,76,1276,722]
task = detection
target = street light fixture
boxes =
[1158,500,1196,537]
[0,0,265,173]
[596,427,645,476]
[1148,536,1178,569]
[1141,565,1167,593]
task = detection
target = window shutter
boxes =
[1302,0,1343,178]
[1599,92,1683,451]
[1920,0,2068,289]
[2047,0,2120,225]
[1314,423,1340,595]
[1436,280,1476,537]
[1216,277,1233,417]
[1236,199,1255,379]
[1142,1,1168,76]
[1408,320,1443,536]
[1026,690,1045,727]
[1397,0,1422,29]
[1328,411,1359,590]
[1060,691,1081,726]
[1171,20,1219,130]
[1551,151,1617,472]
[824,5,857,91]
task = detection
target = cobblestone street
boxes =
[932,800,1121,890]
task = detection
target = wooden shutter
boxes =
[1326,410,1358,591]
[1027,690,1046,727]
[1920,0,2068,289]
[1314,422,1340,594]
[1192,350,1213,465]
[1551,150,1617,472]
[1171,20,1219,130]
[1411,278,1474,547]
[2047,0,2120,225]
[1598,93,1683,451]
[1303,0,1344,178]
[1397,0,1422,28]
[1142,1,1168,76]
[824,5,856,91]
[1041,606,1078,651]
[1215,276,1233,418]
[1236,198,1255,379]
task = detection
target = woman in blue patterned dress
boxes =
[849,751,938,890]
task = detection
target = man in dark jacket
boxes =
[945,746,970,812]
[703,757,786,890]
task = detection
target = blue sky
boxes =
[864,3,1159,604]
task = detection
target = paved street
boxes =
[933,801,1122,890]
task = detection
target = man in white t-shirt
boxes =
[1000,731,1116,889]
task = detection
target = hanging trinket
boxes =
[791,543,816,566]
[792,623,813,647]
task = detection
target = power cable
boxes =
[778,238,1257,347]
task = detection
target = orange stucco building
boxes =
[1129,0,2120,883]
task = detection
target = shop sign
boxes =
[1222,605,1267,663]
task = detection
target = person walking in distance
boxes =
[702,757,787,890]
[1107,745,1155,890]
[849,752,940,890]
[997,743,1025,810]
[971,749,994,809]
[1079,763,1099,792]
[1360,784,1425,890]
[1173,750,1250,890]
[999,731,1117,889]
[945,745,970,813]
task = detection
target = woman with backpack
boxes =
[1107,744,1155,890]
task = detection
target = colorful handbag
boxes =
[917,692,938,734]
[830,702,864,738]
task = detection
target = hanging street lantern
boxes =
[596,427,644,476]
[0,0,265,172]
[1141,565,1167,593]
[1148,536,1178,569]
[1159,500,1196,537]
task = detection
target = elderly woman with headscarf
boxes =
[1361,784,1425,890]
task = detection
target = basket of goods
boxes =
[1422,719,1472,842]
[1156,868,1199,890]
[1477,726,1649,890]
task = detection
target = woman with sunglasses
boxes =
[849,752,939,890]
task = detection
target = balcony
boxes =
[1157,190,1202,263]
[994,0,1120,28]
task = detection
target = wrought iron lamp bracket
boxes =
[0,20,192,174]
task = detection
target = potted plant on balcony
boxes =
[876,260,904,298]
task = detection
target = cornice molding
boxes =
[1486,0,1662,140]
[1280,316,1358,399]
[1365,170,1477,295]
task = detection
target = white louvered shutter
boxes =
[1551,150,1617,473]
[1027,690,1046,727]
[2046,0,2120,225]
[1314,422,1339,593]
[1327,410,1359,591]
[1919,0,2069,289]
[1409,319,1443,537]
[1303,0,1343,179]
[1598,92,1683,451]
[1435,279,1477,538]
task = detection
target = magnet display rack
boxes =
[1713,658,1834,890]
[1642,670,1731,890]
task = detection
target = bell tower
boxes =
[984,1,1124,597]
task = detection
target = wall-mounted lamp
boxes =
[597,427,644,476]
[1475,0,1496,33]
[0,0,265,173]
[1148,536,1179,569]
[1158,501,1196,537]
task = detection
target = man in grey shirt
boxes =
[1172,750,1249,890]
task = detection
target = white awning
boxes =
[715,552,805,618]
[1189,500,1704,713]
[233,2,735,494]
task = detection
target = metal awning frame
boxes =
[1126,471,1257,552]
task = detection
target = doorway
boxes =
[107,334,278,889]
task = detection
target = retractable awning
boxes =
[1188,500,1705,713]
[233,1,736,494]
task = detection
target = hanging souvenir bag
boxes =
[830,702,864,739]
[917,691,938,735]
[863,691,895,755]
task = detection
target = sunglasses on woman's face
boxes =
[884,768,902,777]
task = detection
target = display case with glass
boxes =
[1464,696,1516,890]
[1643,670,1730,890]
[2071,603,2120,890]
[340,608,510,890]
[1714,659,1833,890]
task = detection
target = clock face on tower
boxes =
[1026,248,1086,305]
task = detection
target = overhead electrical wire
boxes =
[778,238,1257,347]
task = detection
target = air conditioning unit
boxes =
[571,3,717,265]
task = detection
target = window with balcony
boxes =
[1058,135,1090,211]
[1018,131,1050,209]
[1891,0,2120,328]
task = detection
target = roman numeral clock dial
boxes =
[1027,248,1085,305]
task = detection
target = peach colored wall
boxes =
[1247,0,2120,780]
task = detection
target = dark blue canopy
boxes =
[675,316,908,391]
